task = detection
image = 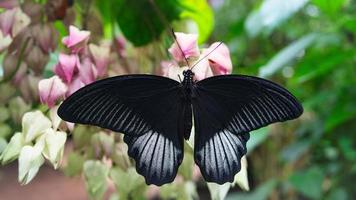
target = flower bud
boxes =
[22,111,52,143]
[8,97,31,124]
[62,25,90,53]
[22,2,42,24]
[18,75,41,103]
[42,128,67,169]
[25,45,49,75]
[89,43,110,77]
[0,31,12,52]
[0,132,24,165]
[33,23,58,53]
[11,8,31,37]
[79,57,97,85]
[18,144,45,185]
[54,53,79,83]
[38,76,67,108]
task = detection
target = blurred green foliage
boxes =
[209,0,356,199]
[1,0,355,199]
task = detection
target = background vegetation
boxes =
[0,0,355,199]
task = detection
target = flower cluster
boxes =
[0,110,67,184]
[39,25,110,108]
[162,32,233,81]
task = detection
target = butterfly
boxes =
[58,67,303,186]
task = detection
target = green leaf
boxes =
[83,160,110,200]
[280,140,311,162]
[291,48,352,84]
[312,0,347,15]
[95,0,117,39]
[325,188,348,200]
[247,127,269,153]
[115,0,181,46]
[179,0,214,44]
[325,95,356,132]
[110,167,147,200]
[289,167,324,199]
[63,151,85,177]
[226,179,277,200]
[259,33,317,78]
[245,0,309,37]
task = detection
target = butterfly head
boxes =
[183,70,194,80]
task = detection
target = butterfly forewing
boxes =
[58,74,186,185]
[192,75,303,183]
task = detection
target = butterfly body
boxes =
[58,70,303,186]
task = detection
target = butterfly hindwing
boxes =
[58,74,186,185]
[192,75,303,183]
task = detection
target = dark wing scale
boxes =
[58,74,185,185]
[192,75,303,183]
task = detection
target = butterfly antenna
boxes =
[191,42,223,70]
[171,29,190,67]
[149,0,190,67]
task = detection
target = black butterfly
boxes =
[58,69,303,186]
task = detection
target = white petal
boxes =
[18,145,44,185]
[0,132,24,164]
[42,129,67,169]
[49,105,62,130]
[233,155,249,191]
[207,182,231,200]
[22,111,52,143]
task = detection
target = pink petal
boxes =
[204,42,232,75]
[0,8,16,36]
[38,76,67,108]
[191,58,213,81]
[54,53,78,83]
[79,58,97,85]
[66,76,85,96]
[0,0,19,9]
[168,32,200,62]
[89,44,110,77]
[62,25,90,53]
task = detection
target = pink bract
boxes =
[38,76,67,108]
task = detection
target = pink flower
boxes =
[0,8,16,36]
[79,58,97,85]
[34,23,58,53]
[168,32,200,62]
[205,42,232,75]
[161,61,188,82]
[89,44,110,77]
[0,8,30,37]
[38,76,67,108]
[66,76,84,96]
[0,0,19,9]
[163,34,233,81]
[54,53,79,83]
[62,25,90,53]
[191,58,213,81]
